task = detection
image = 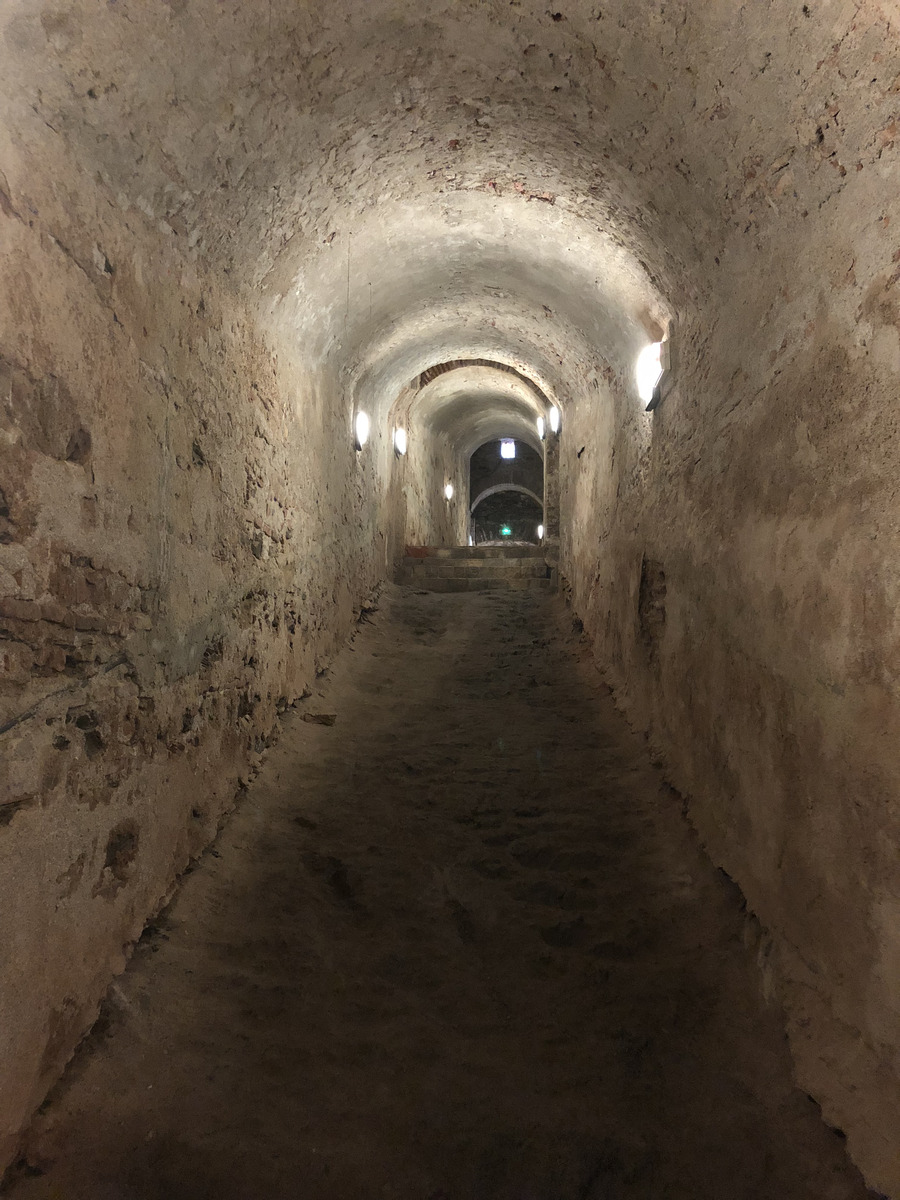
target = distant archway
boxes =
[470,483,543,513]
[471,488,544,545]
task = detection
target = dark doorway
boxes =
[469,439,544,544]
[471,489,543,544]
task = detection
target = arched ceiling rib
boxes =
[3,0,885,455]
[324,188,664,454]
[406,365,545,458]
[410,357,555,460]
[471,484,544,514]
[0,0,689,433]
[417,360,550,409]
[4,0,879,297]
[275,189,667,388]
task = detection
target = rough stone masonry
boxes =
[1,1,899,1193]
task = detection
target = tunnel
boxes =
[1,1,899,1195]
[469,436,545,544]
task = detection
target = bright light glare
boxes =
[500,439,516,459]
[537,523,544,539]
[536,415,545,439]
[393,427,408,455]
[548,406,560,434]
[444,482,454,501]
[500,526,512,537]
[636,342,665,404]
[354,410,370,449]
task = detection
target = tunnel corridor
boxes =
[469,438,545,545]
[2,0,900,1194]
[2,585,873,1199]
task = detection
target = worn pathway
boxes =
[6,586,873,1199]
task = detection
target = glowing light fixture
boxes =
[636,341,668,408]
[444,482,454,501]
[500,439,516,460]
[500,525,512,537]
[536,415,546,440]
[548,406,560,435]
[354,410,370,449]
[393,426,408,455]
[537,523,544,539]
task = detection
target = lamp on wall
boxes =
[354,410,370,450]
[444,482,454,501]
[636,340,670,411]
[548,406,560,435]
[393,427,408,455]
[536,415,545,440]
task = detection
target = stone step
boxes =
[406,545,544,560]
[402,557,549,578]
[400,574,553,593]
[398,546,556,592]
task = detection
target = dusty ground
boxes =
[4,585,876,1200]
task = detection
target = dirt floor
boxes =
[4,585,877,1199]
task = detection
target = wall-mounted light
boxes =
[393,426,408,456]
[548,406,560,435]
[536,415,546,440]
[500,438,516,460]
[537,523,544,540]
[354,410,370,450]
[444,482,454,501]
[636,340,669,410]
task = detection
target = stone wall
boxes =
[0,116,384,1176]
[398,396,465,551]
[3,0,900,1192]
[560,137,900,1200]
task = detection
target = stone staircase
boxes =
[397,545,555,592]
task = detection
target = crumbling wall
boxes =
[0,117,381,1175]
[561,35,900,1192]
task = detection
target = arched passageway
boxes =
[472,489,544,544]
[469,438,545,545]
[1,1,899,1194]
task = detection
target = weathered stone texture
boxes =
[0,28,384,1173]
[2,0,900,1193]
